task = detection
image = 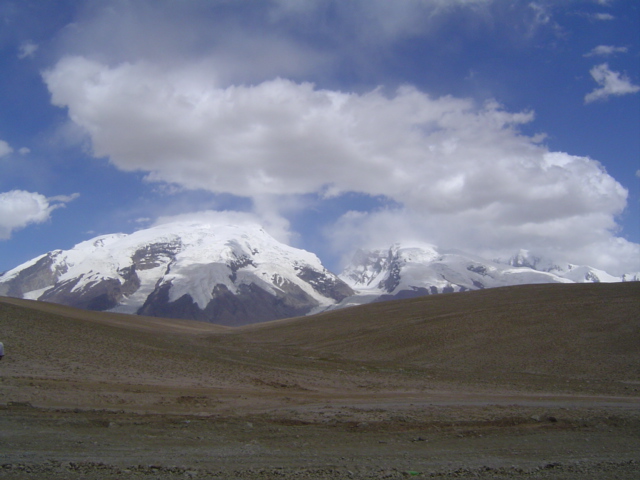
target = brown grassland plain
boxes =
[0,282,639,479]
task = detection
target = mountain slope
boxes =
[239,282,640,391]
[2,282,638,397]
[0,222,353,326]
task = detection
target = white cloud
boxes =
[51,1,331,87]
[44,57,537,204]
[153,209,293,246]
[42,56,638,273]
[585,63,640,103]
[49,0,556,90]
[0,140,13,158]
[270,0,558,53]
[0,141,31,159]
[0,191,79,239]
[529,3,551,26]
[48,193,81,203]
[17,41,38,59]
[0,191,51,239]
[590,13,614,21]
[584,45,628,57]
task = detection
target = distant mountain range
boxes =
[1,221,637,325]
[335,244,637,308]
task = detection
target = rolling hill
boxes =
[1,281,638,404]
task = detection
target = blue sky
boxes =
[0,0,638,275]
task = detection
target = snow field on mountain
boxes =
[1,221,637,325]
[159,223,335,309]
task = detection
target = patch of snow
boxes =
[22,286,50,300]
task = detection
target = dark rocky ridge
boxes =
[138,278,328,326]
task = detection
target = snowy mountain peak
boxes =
[508,249,542,269]
[336,244,636,309]
[0,221,353,326]
[501,249,636,283]
[1,224,636,325]
[341,243,440,291]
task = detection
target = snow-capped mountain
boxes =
[0,222,353,326]
[504,249,638,283]
[1,225,636,325]
[336,244,637,308]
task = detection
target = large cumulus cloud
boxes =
[43,56,637,274]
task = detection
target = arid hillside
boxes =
[1,282,639,404]
[237,282,640,391]
[0,283,640,393]
[1,282,639,479]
